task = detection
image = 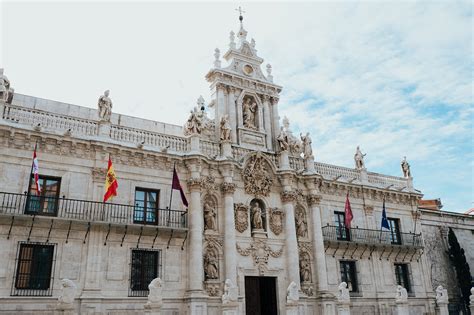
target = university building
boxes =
[0,17,472,315]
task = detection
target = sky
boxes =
[1,1,472,212]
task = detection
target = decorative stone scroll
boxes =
[242,152,273,196]
[269,207,284,235]
[234,203,249,233]
[236,239,283,274]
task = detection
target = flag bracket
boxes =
[46,219,54,243]
[350,243,359,259]
[167,229,174,249]
[409,249,417,262]
[65,221,72,244]
[120,225,128,247]
[27,215,36,242]
[386,246,396,261]
[359,244,368,259]
[151,228,159,249]
[7,216,14,239]
[104,224,111,246]
[379,246,387,260]
[136,226,143,248]
[393,247,403,261]
[181,231,188,250]
[83,222,91,244]
[341,243,350,259]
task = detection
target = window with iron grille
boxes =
[394,263,411,293]
[339,260,358,292]
[388,218,402,245]
[12,242,56,296]
[129,248,161,297]
[334,211,350,241]
[134,188,160,225]
[26,175,61,216]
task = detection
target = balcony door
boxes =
[334,211,350,241]
[134,188,159,225]
[26,176,61,216]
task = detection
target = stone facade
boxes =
[0,20,470,315]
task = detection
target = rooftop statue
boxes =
[354,146,366,170]
[0,68,14,104]
[401,156,411,178]
[97,90,112,122]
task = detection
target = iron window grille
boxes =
[25,175,61,216]
[394,263,411,293]
[129,248,162,297]
[134,188,160,225]
[340,260,358,293]
[11,241,56,296]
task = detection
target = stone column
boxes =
[262,95,272,150]
[281,189,300,289]
[337,302,350,315]
[227,87,237,143]
[258,100,264,133]
[307,193,329,293]
[189,134,200,154]
[221,179,237,285]
[271,98,280,149]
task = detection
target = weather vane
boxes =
[235,6,245,24]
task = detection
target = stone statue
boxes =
[204,248,219,280]
[220,115,231,141]
[401,156,411,178]
[251,202,264,230]
[435,285,448,304]
[286,281,299,304]
[337,282,350,303]
[295,210,308,238]
[146,278,163,306]
[242,97,257,129]
[470,287,474,305]
[57,278,77,307]
[222,279,238,304]
[97,90,112,122]
[299,254,311,283]
[0,68,14,103]
[277,126,290,151]
[184,107,202,135]
[203,200,217,230]
[300,132,313,159]
[354,146,366,170]
[395,285,408,303]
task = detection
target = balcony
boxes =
[322,225,422,248]
[0,192,187,230]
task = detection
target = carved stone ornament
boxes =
[234,203,249,233]
[242,152,273,196]
[201,176,217,191]
[205,282,221,297]
[269,207,284,235]
[221,182,236,194]
[187,178,202,191]
[236,239,283,275]
[280,190,297,203]
[301,283,314,297]
[307,194,321,206]
[204,245,219,280]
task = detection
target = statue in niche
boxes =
[203,200,217,231]
[299,253,311,283]
[354,146,366,170]
[251,201,264,230]
[220,115,231,141]
[395,285,408,303]
[401,156,411,178]
[97,90,113,122]
[204,247,219,280]
[300,132,313,159]
[295,209,308,238]
[242,97,258,129]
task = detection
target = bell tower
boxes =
[206,11,282,152]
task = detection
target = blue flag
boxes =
[381,199,390,230]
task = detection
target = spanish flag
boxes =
[103,156,118,202]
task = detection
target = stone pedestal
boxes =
[222,302,239,315]
[407,176,413,190]
[435,301,448,315]
[286,303,299,315]
[189,134,200,154]
[359,168,368,184]
[395,301,409,315]
[337,302,350,315]
[251,228,267,238]
[221,140,232,159]
[279,151,291,170]
[188,302,208,315]
[144,303,162,315]
[304,156,316,174]
[54,304,75,315]
[98,121,111,137]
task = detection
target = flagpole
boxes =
[25,141,37,212]
[378,194,385,243]
[167,162,176,226]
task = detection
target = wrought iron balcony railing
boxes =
[322,225,422,247]
[0,192,187,229]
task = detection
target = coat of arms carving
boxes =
[242,152,273,196]
[234,203,249,233]
[269,207,284,236]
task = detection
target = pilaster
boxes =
[227,86,237,143]
[280,190,300,290]
[262,95,272,150]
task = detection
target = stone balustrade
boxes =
[199,139,220,157]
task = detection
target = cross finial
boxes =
[235,6,245,25]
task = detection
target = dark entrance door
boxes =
[245,276,278,315]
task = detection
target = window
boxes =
[13,242,55,296]
[340,261,358,292]
[388,218,401,245]
[394,263,411,293]
[334,211,350,241]
[129,249,161,297]
[26,175,61,216]
[134,188,159,225]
